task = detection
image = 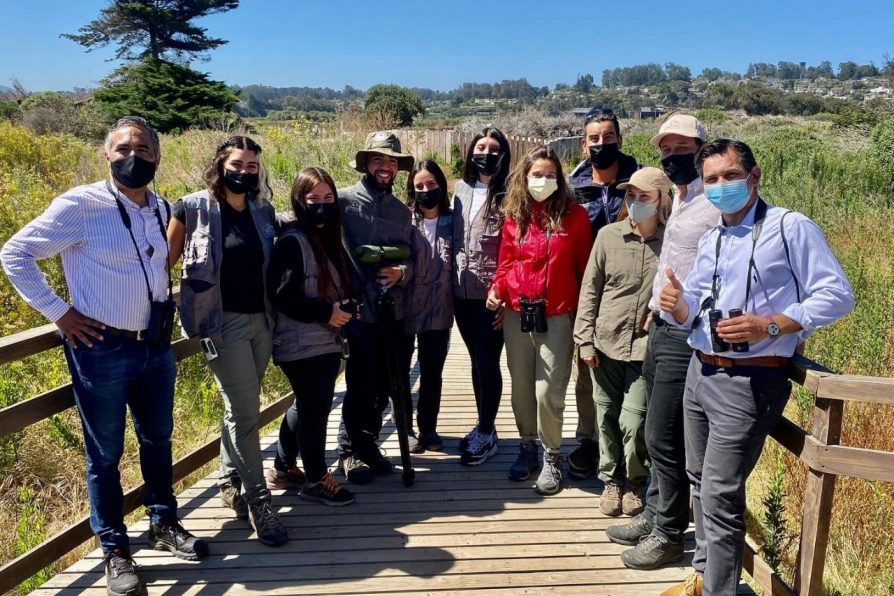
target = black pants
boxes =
[276,353,341,483]
[399,328,452,435]
[453,298,504,435]
[641,320,693,542]
[337,319,408,457]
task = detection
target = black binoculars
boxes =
[519,297,548,334]
[708,308,749,353]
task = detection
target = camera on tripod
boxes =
[708,308,749,353]
[519,297,548,333]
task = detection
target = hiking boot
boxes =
[248,500,289,546]
[265,465,306,491]
[418,431,444,451]
[568,438,598,480]
[338,453,374,484]
[148,519,209,560]
[103,549,143,596]
[300,472,356,507]
[622,484,645,516]
[359,445,393,476]
[461,427,498,466]
[219,482,248,520]
[606,513,654,546]
[459,425,479,452]
[621,533,685,570]
[600,482,623,516]
[507,440,539,482]
[535,452,563,495]
[660,572,703,596]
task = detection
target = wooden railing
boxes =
[0,298,296,594]
[1,314,893,594]
[741,355,894,595]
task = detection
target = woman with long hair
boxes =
[451,127,511,466]
[401,160,455,451]
[265,167,356,507]
[574,167,669,517]
[167,136,287,546]
[487,146,591,495]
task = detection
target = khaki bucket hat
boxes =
[351,131,415,172]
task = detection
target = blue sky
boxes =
[2,0,892,92]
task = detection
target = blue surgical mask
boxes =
[704,174,752,213]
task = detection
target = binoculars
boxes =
[708,308,749,353]
[519,297,548,334]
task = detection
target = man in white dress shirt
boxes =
[658,139,854,596]
[1,116,207,596]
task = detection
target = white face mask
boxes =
[626,198,658,224]
[527,177,558,202]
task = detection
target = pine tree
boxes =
[62,0,239,63]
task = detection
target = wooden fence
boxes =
[1,305,894,593]
[391,129,583,167]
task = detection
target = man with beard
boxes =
[567,108,640,485]
[335,131,416,484]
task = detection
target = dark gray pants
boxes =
[683,354,790,595]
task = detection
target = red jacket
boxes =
[492,202,592,317]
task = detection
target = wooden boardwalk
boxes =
[36,332,752,595]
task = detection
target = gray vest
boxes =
[451,180,504,300]
[177,190,276,344]
[405,215,455,334]
[272,229,343,362]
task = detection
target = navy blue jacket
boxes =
[569,153,640,240]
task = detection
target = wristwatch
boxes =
[766,316,781,339]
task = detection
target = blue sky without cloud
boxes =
[1,0,892,92]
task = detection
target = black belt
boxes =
[651,311,667,327]
[103,326,148,341]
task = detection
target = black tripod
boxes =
[376,288,416,487]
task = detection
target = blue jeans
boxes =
[64,336,178,553]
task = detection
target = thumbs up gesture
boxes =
[659,268,689,324]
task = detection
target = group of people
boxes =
[0,110,854,596]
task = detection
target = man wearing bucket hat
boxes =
[336,131,416,484]
[606,114,720,571]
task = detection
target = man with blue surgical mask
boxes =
[658,139,854,596]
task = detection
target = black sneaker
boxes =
[247,500,289,546]
[359,445,393,476]
[300,472,356,507]
[148,520,209,561]
[620,533,684,570]
[418,431,444,452]
[338,453,374,484]
[219,482,248,520]
[458,425,479,452]
[508,440,539,481]
[460,428,498,466]
[568,438,598,480]
[103,549,144,596]
[606,513,654,546]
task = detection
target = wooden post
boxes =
[794,397,843,595]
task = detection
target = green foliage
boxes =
[363,84,425,127]
[760,456,791,573]
[0,99,21,122]
[94,59,239,133]
[62,0,239,63]
[18,92,107,140]
[15,486,50,592]
[695,108,730,125]
[736,82,785,115]
[449,143,464,178]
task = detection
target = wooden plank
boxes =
[0,337,202,440]
[814,374,894,406]
[815,445,894,484]
[769,417,821,466]
[742,542,794,595]
[794,398,842,595]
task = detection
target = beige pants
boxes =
[503,309,574,454]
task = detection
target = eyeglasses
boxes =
[584,107,616,120]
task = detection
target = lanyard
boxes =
[707,198,768,313]
[106,180,172,304]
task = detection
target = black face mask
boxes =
[415,188,442,210]
[471,153,501,176]
[661,153,699,185]
[223,170,259,195]
[588,143,620,169]
[307,203,337,227]
[111,155,157,189]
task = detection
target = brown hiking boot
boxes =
[219,482,248,520]
[622,484,644,516]
[265,465,306,491]
[660,572,703,596]
[600,482,623,516]
[299,472,355,507]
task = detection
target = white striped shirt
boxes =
[1,180,171,331]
